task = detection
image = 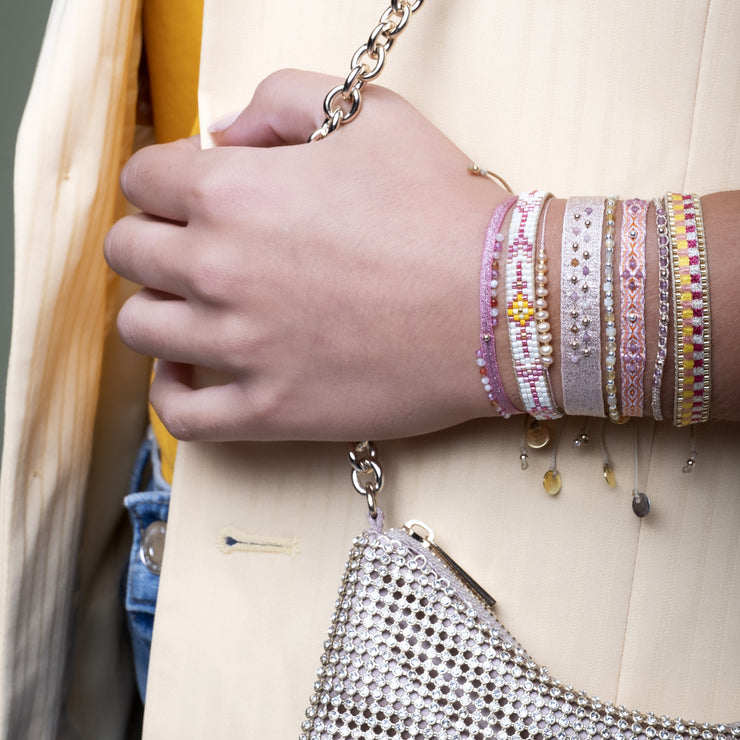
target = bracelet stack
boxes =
[474,187,712,428]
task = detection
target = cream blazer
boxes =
[3,1,739,738]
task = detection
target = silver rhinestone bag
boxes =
[301,514,738,740]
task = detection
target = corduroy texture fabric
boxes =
[1,1,147,737]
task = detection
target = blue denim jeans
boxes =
[124,430,171,701]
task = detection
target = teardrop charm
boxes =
[603,463,617,488]
[519,449,529,471]
[543,469,562,495]
[632,491,650,518]
[526,419,550,449]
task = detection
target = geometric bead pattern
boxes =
[619,199,648,417]
[302,525,739,740]
[506,191,562,420]
[666,193,711,426]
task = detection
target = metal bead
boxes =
[632,491,651,518]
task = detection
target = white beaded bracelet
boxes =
[506,191,562,420]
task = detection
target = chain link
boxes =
[347,442,384,517]
[308,0,424,142]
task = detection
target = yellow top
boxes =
[144,0,204,483]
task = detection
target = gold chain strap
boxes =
[307,0,425,509]
[309,0,424,142]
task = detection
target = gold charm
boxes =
[603,463,617,488]
[526,418,550,449]
[543,469,562,496]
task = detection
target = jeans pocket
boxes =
[123,432,171,701]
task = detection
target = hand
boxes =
[104,69,509,441]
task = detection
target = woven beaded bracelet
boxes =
[619,198,648,418]
[603,195,626,424]
[666,192,711,426]
[476,196,519,417]
[506,191,562,420]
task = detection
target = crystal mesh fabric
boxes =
[302,525,738,740]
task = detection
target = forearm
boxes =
[491,191,740,423]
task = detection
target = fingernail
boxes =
[207,110,241,134]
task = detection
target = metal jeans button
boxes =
[139,520,167,575]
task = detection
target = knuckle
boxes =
[116,297,148,351]
[103,221,122,268]
[160,408,196,442]
[254,68,298,102]
[119,149,146,203]
[185,168,218,213]
[103,217,136,275]
[189,251,234,304]
[150,396,196,442]
[243,385,282,429]
[148,375,199,442]
[184,156,243,222]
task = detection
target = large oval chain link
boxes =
[309,0,424,142]
[347,442,384,518]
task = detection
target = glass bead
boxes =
[543,469,562,495]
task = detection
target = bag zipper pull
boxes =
[403,520,496,609]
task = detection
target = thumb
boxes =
[208,69,343,148]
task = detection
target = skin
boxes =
[104,69,740,442]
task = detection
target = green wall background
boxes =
[1,1,54,451]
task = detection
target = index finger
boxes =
[120,136,201,222]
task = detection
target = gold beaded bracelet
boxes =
[666,192,711,426]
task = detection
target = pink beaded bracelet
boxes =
[619,198,648,417]
[506,190,562,420]
[476,197,519,417]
